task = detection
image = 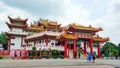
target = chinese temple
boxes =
[4,16,109,59]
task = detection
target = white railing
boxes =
[25,45,64,51]
[27,32,44,38]
[26,31,64,39]
[8,31,28,35]
[50,46,64,51]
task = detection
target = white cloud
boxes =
[45,0,91,26]
[93,0,120,44]
[0,1,39,32]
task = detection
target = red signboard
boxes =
[74,33,92,38]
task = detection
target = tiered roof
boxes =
[8,16,28,24]
[92,35,109,42]
[67,23,103,32]
[6,16,28,28]
[6,22,28,28]
[26,19,62,31]
[39,18,61,28]
[56,32,77,40]
[26,26,44,31]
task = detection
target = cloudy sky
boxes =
[0,0,120,45]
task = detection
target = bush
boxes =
[0,56,3,60]
[52,49,59,59]
[31,52,36,56]
[32,46,36,50]
[29,56,34,59]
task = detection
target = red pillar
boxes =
[21,37,23,47]
[64,39,67,58]
[60,41,62,46]
[89,38,93,54]
[73,40,76,59]
[34,41,36,46]
[84,41,87,54]
[46,37,48,46]
[26,41,28,47]
[97,42,101,58]
[8,36,11,54]
[68,44,70,58]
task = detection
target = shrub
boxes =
[31,52,36,56]
[32,46,36,50]
[52,49,59,59]
[0,56,3,60]
[29,56,34,59]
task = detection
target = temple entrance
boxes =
[67,44,73,59]
[76,47,81,59]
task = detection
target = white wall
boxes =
[0,44,3,50]
[10,36,22,49]
[0,44,2,47]
[12,27,22,32]
[28,41,34,47]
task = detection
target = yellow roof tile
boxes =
[92,35,109,42]
[8,16,28,22]
[27,27,44,31]
[69,23,103,32]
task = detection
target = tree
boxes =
[0,32,8,44]
[102,42,118,57]
[32,46,36,50]
[0,32,8,50]
[118,43,120,56]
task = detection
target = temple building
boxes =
[4,16,109,59]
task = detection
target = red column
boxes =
[89,38,93,54]
[10,28,12,31]
[22,28,24,32]
[8,36,11,54]
[84,41,87,54]
[60,41,62,46]
[97,42,101,58]
[46,37,48,46]
[64,39,67,58]
[73,40,76,59]
[21,37,23,47]
[34,41,36,46]
[26,41,28,47]
[68,44,70,58]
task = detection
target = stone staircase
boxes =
[79,49,87,59]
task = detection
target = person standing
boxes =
[87,53,92,62]
[92,53,96,63]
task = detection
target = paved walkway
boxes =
[17,65,113,68]
[0,59,119,68]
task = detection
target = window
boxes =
[11,43,15,45]
[11,36,15,39]
[22,45,26,47]
[39,41,41,43]
[51,43,54,45]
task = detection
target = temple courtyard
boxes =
[0,59,120,68]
